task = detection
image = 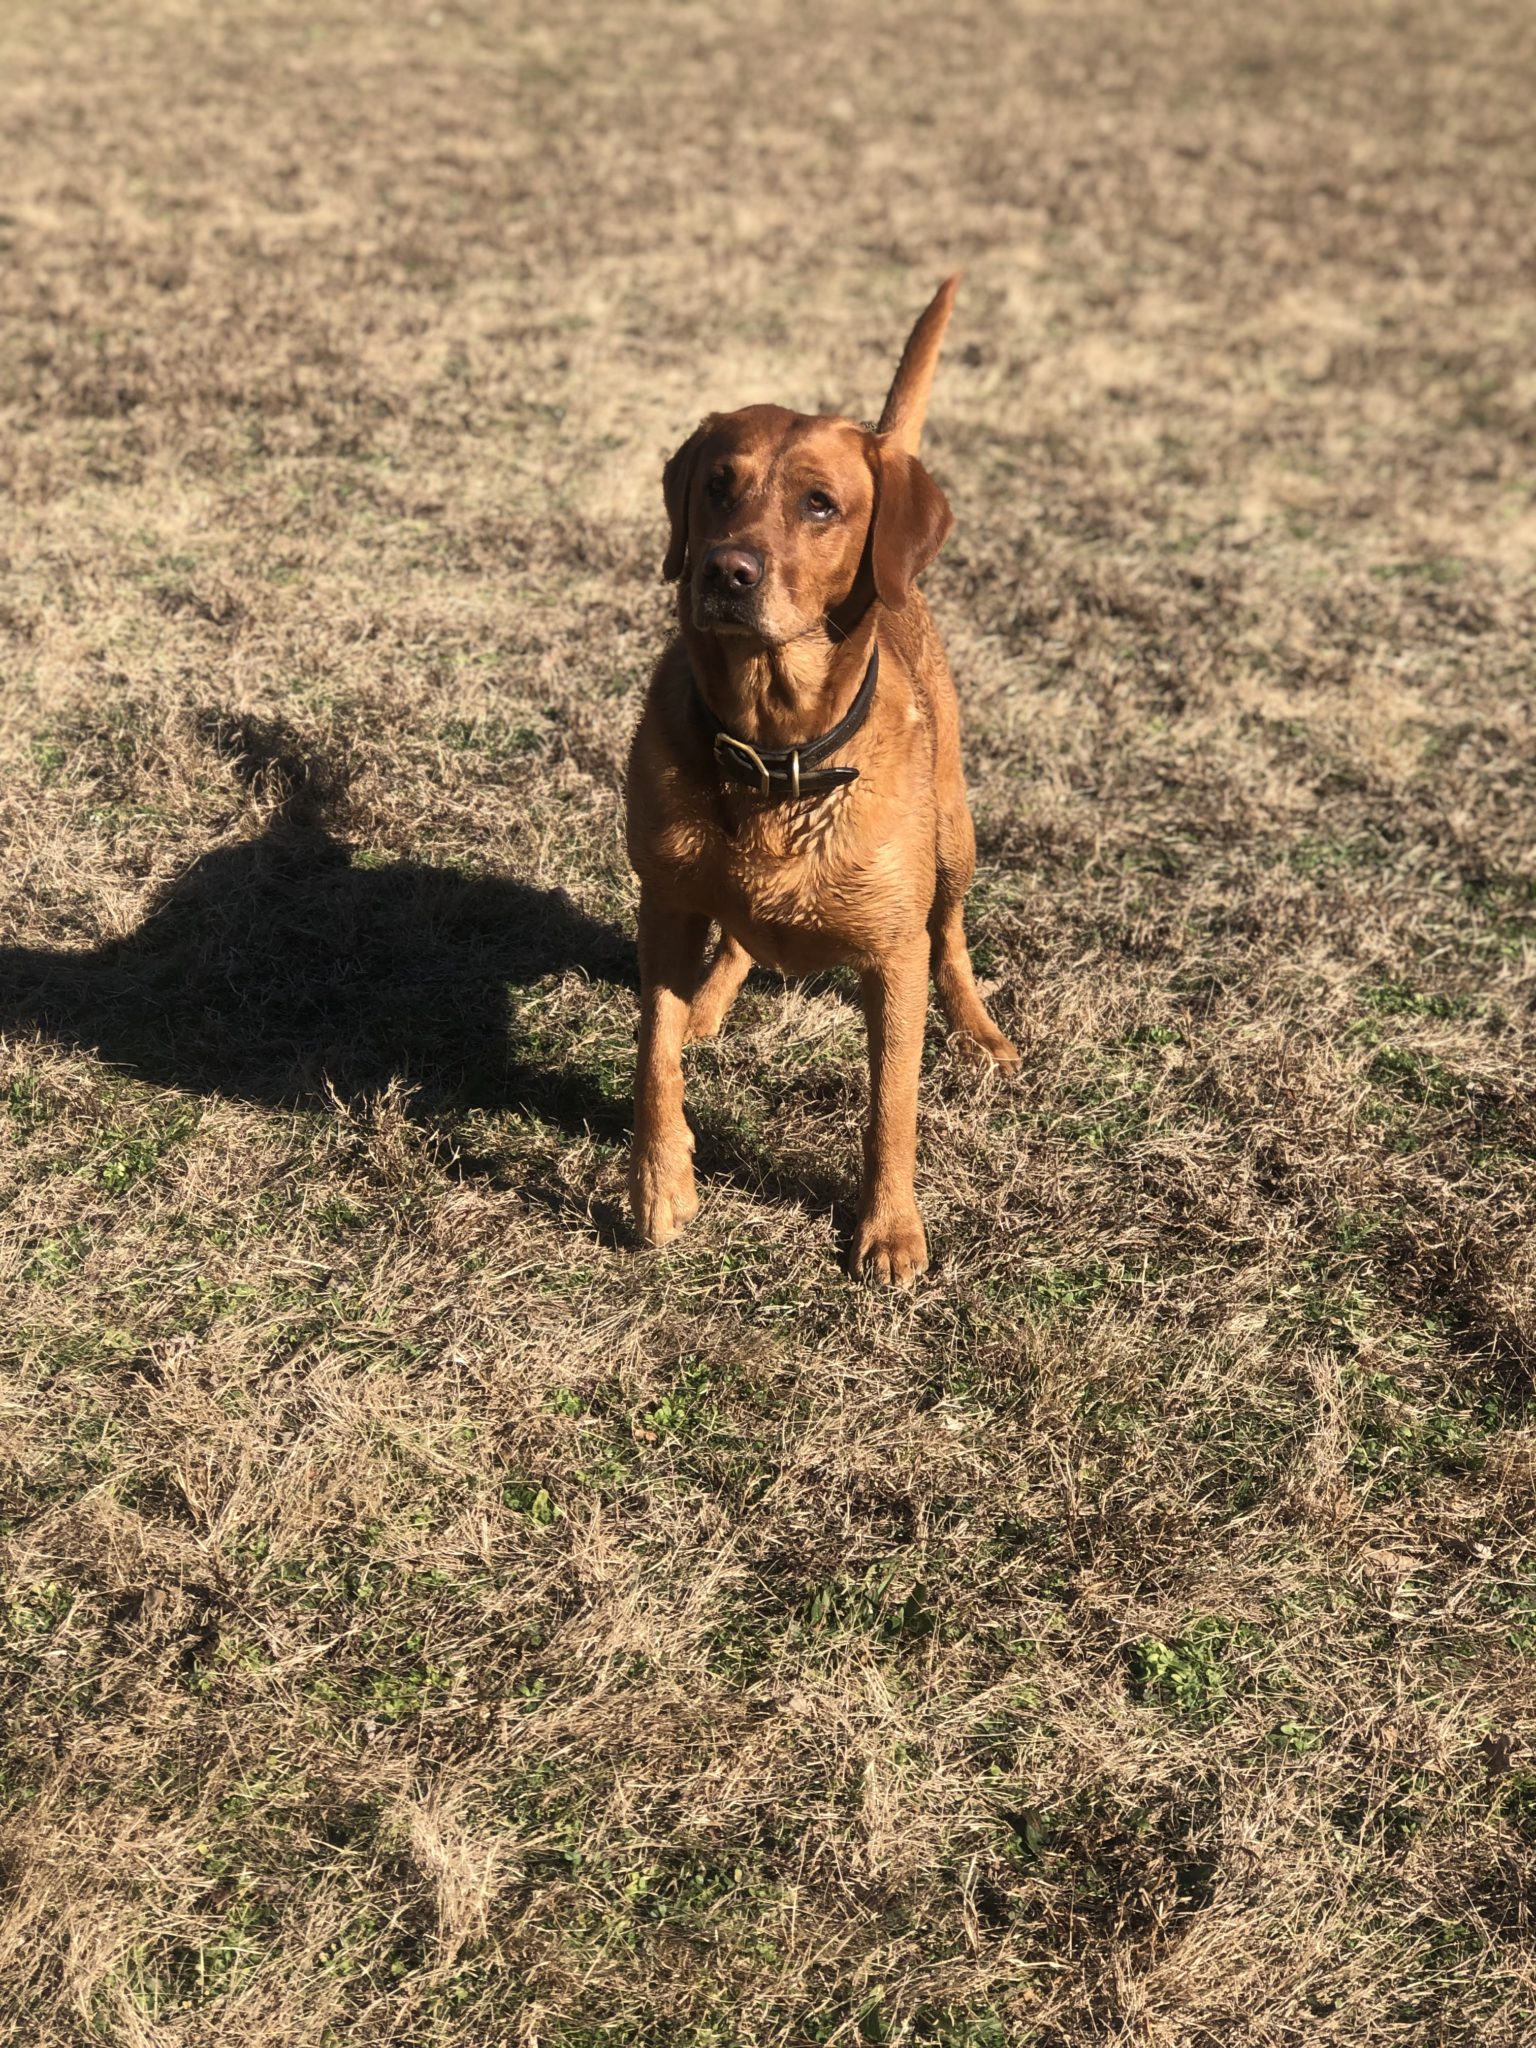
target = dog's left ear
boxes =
[870,442,953,610]
[661,421,710,582]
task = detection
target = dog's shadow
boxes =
[0,715,848,1234]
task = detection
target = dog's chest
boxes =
[733,782,854,867]
[726,790,855,923]
[655,784,892,964]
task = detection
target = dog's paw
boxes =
[954,1025,1021,1070]
[629,1153,699,1247]
[850,1206,929,1289]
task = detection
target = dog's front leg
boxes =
[851,938,930,1287]
[629,894,709,1247]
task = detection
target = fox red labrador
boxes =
[625,278,1016,1285]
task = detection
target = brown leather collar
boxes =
[692,642,880,800]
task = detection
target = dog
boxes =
[625,278,1017,1286]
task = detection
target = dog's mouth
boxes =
[690,584,763,634]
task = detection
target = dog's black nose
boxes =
[701,544,763,591]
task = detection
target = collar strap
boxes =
[697,643,880,800]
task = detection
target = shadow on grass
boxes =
[0,715,637,1135]
[0,713,853,1236]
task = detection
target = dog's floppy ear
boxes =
[870,442,953,610]
[661,420,710,583]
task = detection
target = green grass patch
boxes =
[1127,1618,1266,1721]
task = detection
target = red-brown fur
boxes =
[626,279,1017,1284]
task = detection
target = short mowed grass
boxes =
[2,3,1534,2043]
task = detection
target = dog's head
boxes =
[660,406,952,646]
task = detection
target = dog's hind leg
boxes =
[930,793,1019,1069]
[686,931,753,1042]
[931,902,1018,1068]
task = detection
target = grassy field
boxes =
[2,2,1534,2042]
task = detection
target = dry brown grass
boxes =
[2,2,1534,2042]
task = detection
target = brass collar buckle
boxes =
[697,641,879,804]
[712,730,773,796]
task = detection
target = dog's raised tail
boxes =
[877,274,961,456]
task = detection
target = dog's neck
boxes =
[681,614,879,751]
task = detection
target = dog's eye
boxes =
[706,470,732,504]
[804,490,838,521]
